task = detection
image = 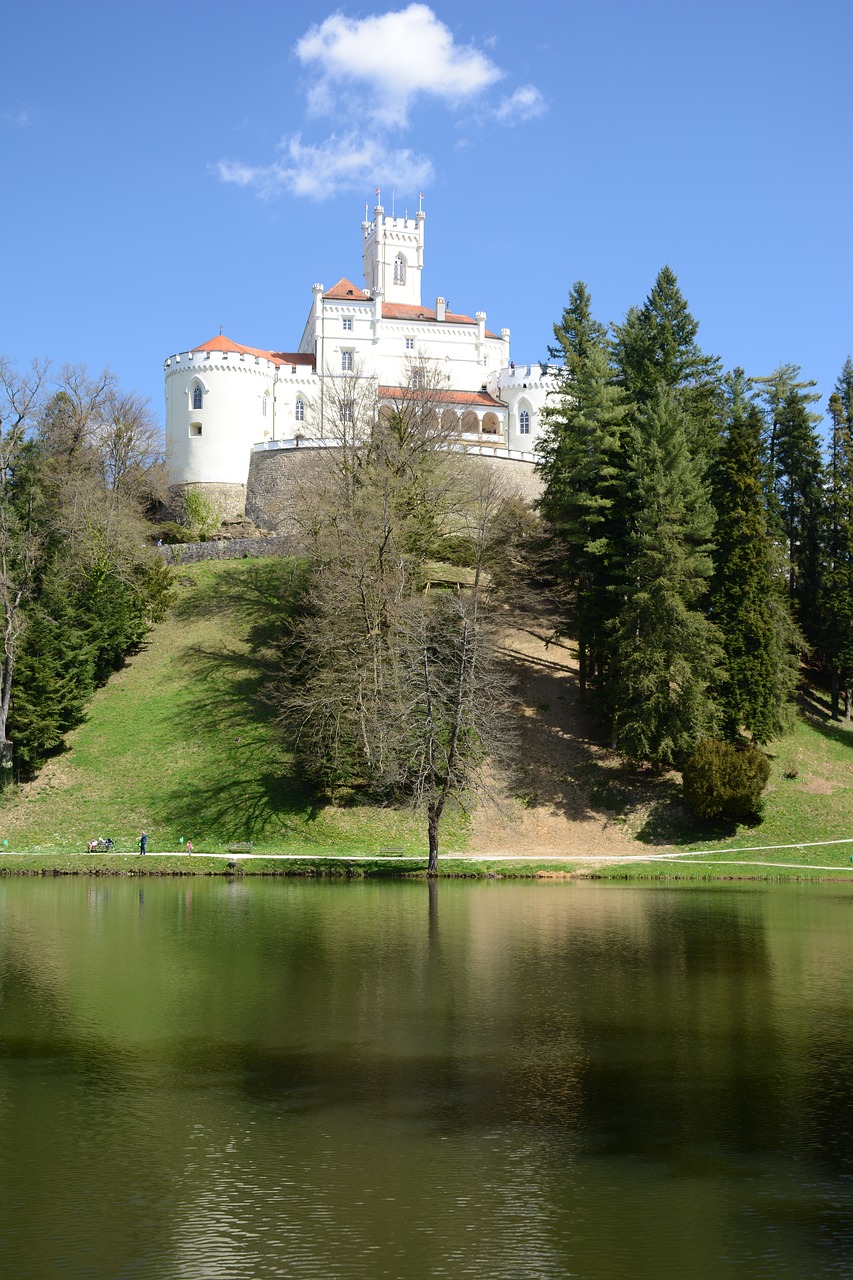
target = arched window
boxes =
[192,384,203,410]
[262,393,268,417]
[519,409,531,435]
[295,399,305,423]
[411,367,424,390]
[394,254,406,285]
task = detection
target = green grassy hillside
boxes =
[1,556,851,870]
[0,560,443,857]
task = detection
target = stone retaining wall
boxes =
[156,536,292,566]
[246,445,543,532]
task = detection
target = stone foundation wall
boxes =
[246,446,543,532]
[156,536,292,566]
[167,481,248,524]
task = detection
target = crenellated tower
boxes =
[362,202,425,305]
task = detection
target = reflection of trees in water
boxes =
[2,880,853,1276]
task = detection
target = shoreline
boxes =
[2,847,852,883]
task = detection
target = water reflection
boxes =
[0,879,851,1278]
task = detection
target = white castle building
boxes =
[164,204,552,519]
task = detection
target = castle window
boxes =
[405,337,414,350]
[262,394,268,417]
[295,399,305,423]
[519,409,530,435]
[341,350,354,372]
[394,254,406,285]
[191,384,203,410]
[341,402,353,424]
[411,367,424,391]
[190,423,202,437]
[342,317,353,331]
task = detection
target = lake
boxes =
[0,877,851,1278]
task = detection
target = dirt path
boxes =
[467,615,664,859]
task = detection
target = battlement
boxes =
[496,363,554,390]
[164,350,317,378]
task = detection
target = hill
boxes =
[1,557,851,863]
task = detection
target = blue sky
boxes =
[3,1,851,433]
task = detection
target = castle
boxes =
[164,203,551,523]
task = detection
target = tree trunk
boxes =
[831,670,840,721]
[0,737,12,786]
[427,803,440,876]
[845,686,851,724]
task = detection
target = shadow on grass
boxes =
[797,683,853,751]
[155,557,321,840]
[498,640,712,846]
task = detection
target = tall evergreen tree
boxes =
[818,359,853,718]
[612,265,723,455]
[709,372,799,742]
[538,283,629,694]
[753,366,824,638]
[609,387,723,767]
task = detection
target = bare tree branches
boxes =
[274,366,520,866]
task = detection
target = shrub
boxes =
[182,489,219,541]
[156,521,193,545]
[682,739,770,822]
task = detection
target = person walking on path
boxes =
[186,840,193,855]
[139,831,147,855]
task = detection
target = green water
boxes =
[0,878,851,1279]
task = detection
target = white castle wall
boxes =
[164,349,316,492]
[163,210,556,521]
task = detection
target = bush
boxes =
[182,489,219,541]
[682,739,770,822]
[156,521,194,545]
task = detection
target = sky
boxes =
[3,0,851,436]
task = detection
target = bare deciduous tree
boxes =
[275,366,519,867]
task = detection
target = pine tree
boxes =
[752,365,824,639]
[609,386,723,767]
[709,372,799,742]
[612,266,723,456]
[538,283,629,694]
[818,359,853,718]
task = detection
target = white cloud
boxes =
[215,7,543,202]
[3,102,33,128]
[494,85,546,125]
[295,4,502,127]
[216,133,434,203]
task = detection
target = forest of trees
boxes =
[538,268,853,773]
[3,275,849,842]
[0,358,172,781]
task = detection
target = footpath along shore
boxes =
[1,837,852,877]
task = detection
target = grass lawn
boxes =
[0,559,459,858]
[1,556,851,880]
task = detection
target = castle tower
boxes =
[362,201,424,305]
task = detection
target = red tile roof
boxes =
[320,281,500,336]
[379,386,504,408]
[381,302,498,338]
[191,336,315,368]
[323,278,371,301]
